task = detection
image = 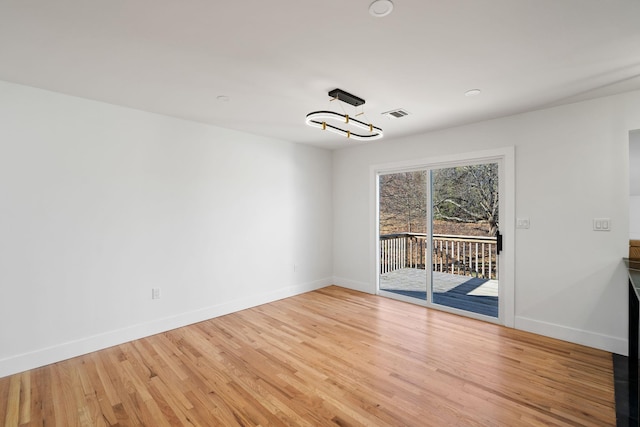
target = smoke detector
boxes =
[369,0,394,17]
[382,108,410,119]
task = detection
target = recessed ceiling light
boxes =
[217,95,230,102]
[369,0,394,17]
[464,89,481,97]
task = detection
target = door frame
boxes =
[370,147,515,327]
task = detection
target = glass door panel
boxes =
[378,171,428,301]
[430,164,499,318]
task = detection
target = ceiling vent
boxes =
[382,108,410,119]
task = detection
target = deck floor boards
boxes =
[381,268,499,317]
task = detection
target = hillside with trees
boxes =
[379,164,499,237]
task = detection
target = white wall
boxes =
[2,79,638,378]
[631,131,640,239]
[631,196,640,240]
[0,81,333,377]
[333,90,640,355]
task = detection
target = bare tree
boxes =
[379,164,499,236]
[432,164,499,235]
[379,171,427,234]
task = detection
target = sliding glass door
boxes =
[378,161,501,320]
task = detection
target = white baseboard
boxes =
[6,281,623,379]
[332,277,375,294]
[0,278,332,379]
[515,316,627,356]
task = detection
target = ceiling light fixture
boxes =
[306,111,384,141]
[369,0,394,17]
[464,89,481,97]
[306,89,384,141]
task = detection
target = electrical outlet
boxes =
[516,218,530,229]
[152,288,161,299]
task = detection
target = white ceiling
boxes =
[1,1,640,149]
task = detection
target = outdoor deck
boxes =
[380,268,498,317]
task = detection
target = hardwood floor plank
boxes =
[0,286,617,426]
[16,372,30,426]
[3,375,20,427]
[33,367,55,426]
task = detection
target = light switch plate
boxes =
[593,218,611,231]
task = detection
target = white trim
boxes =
[370,146,516,327]
[333,277,375,294]
[501,147,516,327]
[0,278,332,379]
[372,147,514,174]
[370,169,381,296]
[515,316,627,356]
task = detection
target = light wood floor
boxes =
[1,286,616,426]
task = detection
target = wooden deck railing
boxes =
[380,232,497,279]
